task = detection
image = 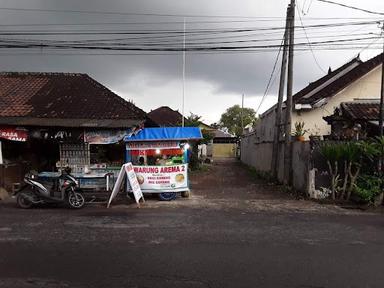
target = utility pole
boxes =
[379,23,384,183]
[182,17,186,127]
[241,94,244,132]
[284,0,295,186]
[272,5,290,180]
[380,24,384,139]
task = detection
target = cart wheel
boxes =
[159,192,177,201]
[181,191,190,198]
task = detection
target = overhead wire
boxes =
[316,0,384,16]
[296,1,326,73]
[255,40,283,115]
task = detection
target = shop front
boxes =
[124,127,202,200]
[0,125,142,196]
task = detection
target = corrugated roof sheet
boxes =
[124,127,203,141]
[0,72,146,127]
[213,129,235,138]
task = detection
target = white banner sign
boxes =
[133,164,188,192]
[107,163,144,208]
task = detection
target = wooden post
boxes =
[272,5,290,180]
[284,0,295,186]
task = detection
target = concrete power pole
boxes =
[284,0,295,186]
[272,5,290,180]
[379,24,384,179]
[380,25,384,139]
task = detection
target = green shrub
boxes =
[353,174,382,203]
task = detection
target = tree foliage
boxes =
[185,113,214,170]
[219,105,257,137]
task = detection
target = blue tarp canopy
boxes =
[124,127,203,142]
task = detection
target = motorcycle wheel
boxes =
[16,191,34,209]
[68,191,85,209]
[158,192,177,201]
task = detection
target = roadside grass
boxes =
[241,162,306,199]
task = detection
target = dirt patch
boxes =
[190,159,289,200]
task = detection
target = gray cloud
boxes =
[0,0,382,122]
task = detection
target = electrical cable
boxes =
[296,1,326,73]
[316,0,384,16]
[255,40,283,115]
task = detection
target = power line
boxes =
[0,17,381,27]
[255,40,283,115]
[296,1,326,73]
[0,19,379,37]
[1,31,377,48]
[0,35,380,54]
[316,0,384,16]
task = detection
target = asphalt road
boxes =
[1,160,384,288]
[1,204,384,288]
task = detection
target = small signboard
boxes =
[0,127,27,142]
[124,163,144,203]
[107,163,144,208]
[126,141,180,150]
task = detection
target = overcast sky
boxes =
[0,0,384,124]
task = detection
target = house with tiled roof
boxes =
[250,53,383,142]
[0,72,146,128]
[323,100,381,139]
[147,106,185,127]
[0,72,146,194]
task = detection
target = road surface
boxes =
[1,159,383,288]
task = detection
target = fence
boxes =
[240,133,311,195]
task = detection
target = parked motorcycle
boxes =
[15,169,85,209]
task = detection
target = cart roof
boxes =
[124,127,202,142]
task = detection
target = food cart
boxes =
[124,127,202,200]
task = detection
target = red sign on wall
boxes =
[0,127,28,142]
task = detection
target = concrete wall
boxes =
[241,135,310,194]
[291,141,311,193]
[213,143,237,158]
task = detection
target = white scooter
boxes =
[14,169,85,209]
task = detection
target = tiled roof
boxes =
[341,101,380,120]
[260,56,363,117]
[295,54,383,106]
[0,72,146,128]
[293,56,361,104]
[148,106,184,127]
